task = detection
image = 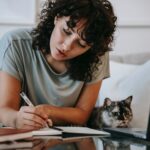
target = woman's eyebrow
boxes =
[65,20,88,44]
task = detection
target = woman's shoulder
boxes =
[87,52,110,84]
[1,28,33,43]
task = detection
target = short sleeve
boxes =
[0,32,24,81]
[87,52,110,84]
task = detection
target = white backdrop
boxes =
[110,0,150,55]
[0,0,150,55]
[0,0,36,25]
[111,0,150,26]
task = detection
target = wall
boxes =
[0,0,41,37]
[0,0,150,55]
[110,0,150,55]
[113,26,150,55]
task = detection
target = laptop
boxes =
[103,110,150,141]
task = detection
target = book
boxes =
[0,138,50,149]
[0,140,34,149]
[0,127,61,142]
[0,126,110,142]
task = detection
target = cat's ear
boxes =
[124,96,133,106]
[104,98,112,107]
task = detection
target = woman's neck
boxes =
[45,54,67,74]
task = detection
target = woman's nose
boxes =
[62,38,74,52]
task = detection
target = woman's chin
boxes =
[51,54,66,61]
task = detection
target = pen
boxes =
[50,126,62,131]
[20,92,34,107]
[20,92,50,128]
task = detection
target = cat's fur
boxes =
[87,96,133,129]
[102,137,131,150]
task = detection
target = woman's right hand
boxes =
[15,106,49,129]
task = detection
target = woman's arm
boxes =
[0,71,102,127]
[36,80,102,126]
[0,71,49,129]
[0,72,21,127]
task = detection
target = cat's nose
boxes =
[119,114,126,120]
[118,115,124,120]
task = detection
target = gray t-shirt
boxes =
[0,29,110,107]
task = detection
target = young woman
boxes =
[0,0,116,129]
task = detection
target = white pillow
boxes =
[98,60,150,128]
[97,61,139,105]
[110,52,150,65]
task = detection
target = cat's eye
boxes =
[113,112,120,116]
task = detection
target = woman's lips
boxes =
[57,48,66,56]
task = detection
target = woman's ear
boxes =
[54,16,59,25]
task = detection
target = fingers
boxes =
[16,106,49,129]
[34,105,53,127]
[20,124,41,130]
[22,107,47,126]
[21,106,48,120]
[47,119,53,127]
[23,113,47,127]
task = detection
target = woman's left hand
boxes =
[35,104,53,127]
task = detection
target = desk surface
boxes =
[0,135,150,150]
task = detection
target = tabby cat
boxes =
[87,96,133,129]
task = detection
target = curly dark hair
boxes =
[32,0,117,82]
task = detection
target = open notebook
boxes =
[0,126,110,142]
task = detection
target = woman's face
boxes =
[50,16,91,61]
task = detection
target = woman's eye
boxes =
[78,42,86,48]
[63,28,71,35]
[63,28,87,48]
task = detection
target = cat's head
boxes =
[102,96,133,128]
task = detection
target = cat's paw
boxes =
[117,123,129,128]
